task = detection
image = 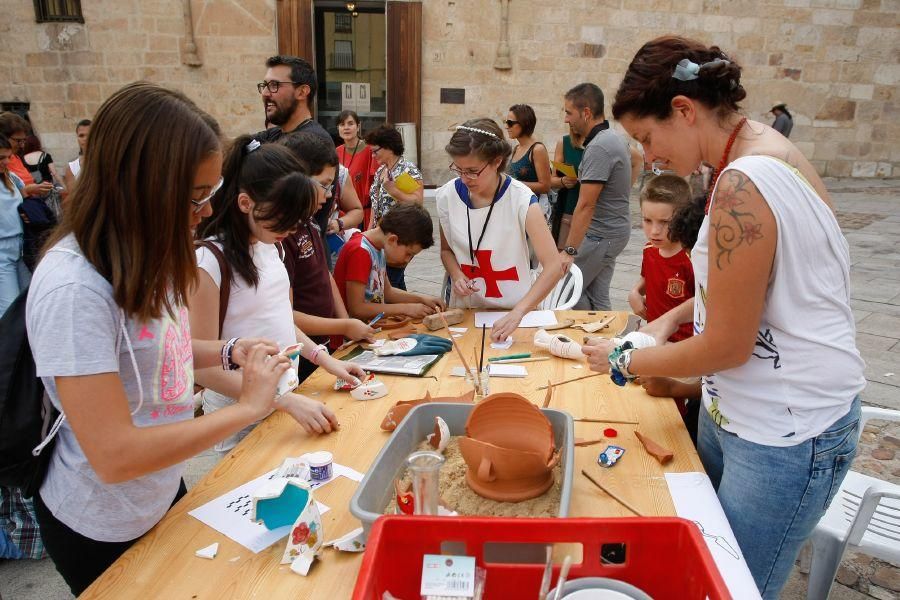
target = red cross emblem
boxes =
[460,249,519,298]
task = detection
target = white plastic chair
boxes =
[804,406,900,600]
[534,264,583,311]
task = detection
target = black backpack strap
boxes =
[195,241,231,337]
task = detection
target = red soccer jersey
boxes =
[641,244,695,342]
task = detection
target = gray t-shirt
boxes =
[772,113,793,138]
[578,127,632,239]
[26,235,195,542]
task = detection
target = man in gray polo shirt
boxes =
[560,83,631,310]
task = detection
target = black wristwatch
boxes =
[564,246,578,256]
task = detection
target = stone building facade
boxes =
[1,0,896,184]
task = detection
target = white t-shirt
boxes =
[196,241,296,449]
[436,176,537,310]
[692,156,865,446]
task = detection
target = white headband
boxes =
[454,125,500,140]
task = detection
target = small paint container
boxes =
[307,451,333,482]
[598,445,626,467]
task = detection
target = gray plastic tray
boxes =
[349,402,575,539]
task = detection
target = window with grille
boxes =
[34,0,84,23]
[335,13,352,33]
[331,40,354,70]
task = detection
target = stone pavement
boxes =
[2,178,898,600]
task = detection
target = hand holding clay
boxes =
[238,345,291,420]
[453,276,479,297]
[491,309,524,342]
[230,337,281,368]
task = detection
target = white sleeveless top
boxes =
[436,176,537,309]
[693,155,865,446]
[68,158,81,179]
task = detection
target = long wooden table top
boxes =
[83,310,703,599]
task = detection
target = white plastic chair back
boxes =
[533,264,582,311]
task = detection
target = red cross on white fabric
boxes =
[460,249,519,298]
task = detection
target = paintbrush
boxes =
[575,418,639,425]
[581,469,645,516]
[490,356,550,365]
[537,373,602,390]
[478,325,486,376]
[335,312,387,353]
[441,311,478,394]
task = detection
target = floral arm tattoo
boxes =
[709,171,764,270]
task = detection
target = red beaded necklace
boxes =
[705,116,747,214]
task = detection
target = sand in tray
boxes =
[384,436,562,517]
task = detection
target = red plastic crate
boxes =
[353,516,731,600]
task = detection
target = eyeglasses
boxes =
[191,176,224,213]
[371,146,381,154]
[257,80,303,94]
[504,120,519,127]
[10,136,27,145]
[313,180,334,195]
[449,162,490,180]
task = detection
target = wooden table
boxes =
[83,311,703,599]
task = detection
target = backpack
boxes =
[0,287,61,498]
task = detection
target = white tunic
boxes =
[693,155,865,446]
[436,176,537,309]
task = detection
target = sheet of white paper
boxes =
[488,364,527,377]
[448,327,468,333]
[189,462,366,553]
[665,472,761,599]
[474,310,557,329]
[490,337,513,349]
[452,334,463,338]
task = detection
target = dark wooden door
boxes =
[386,0,422,163]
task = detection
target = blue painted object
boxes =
[255,483,311,530]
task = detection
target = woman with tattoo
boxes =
[583,36,864,599]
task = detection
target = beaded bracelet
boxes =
[309,344,329,366]
[221,338,240,371]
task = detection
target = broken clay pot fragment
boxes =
[380,389,476,431]
[458,393,559,502]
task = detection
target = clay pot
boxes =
[459,392,559,502]
[464,393,555,461]
[459,437,559,502]
[380,389,476,431]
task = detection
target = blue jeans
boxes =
[698,396,860,599]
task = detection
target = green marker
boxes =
[488,353,531,362]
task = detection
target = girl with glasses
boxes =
[190,135,365,453]
[438,118,562,342]
[26,82,294,595]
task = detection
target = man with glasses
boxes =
[253,56,333,147]
[0,112,53,199]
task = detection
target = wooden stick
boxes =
[574,437,605,447]
[490,356,551,365]
[542,380,552,408]
[537,373,602,390]
[581,470,644,516]
[441,311,477,394]
[575,418,639,425]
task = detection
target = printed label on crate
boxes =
[420,554,476,597]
